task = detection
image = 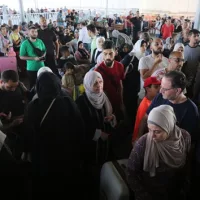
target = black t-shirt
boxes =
[130,17,142,30]
[0,84,25,117]
[147,93,199,142]
[38,28,57,55]
[59,34,72,45]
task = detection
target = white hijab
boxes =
[83,71,113,117]
[164,37,172,50]
[173,43,184,51]
[143,105,190,177]
[131,39,146,60]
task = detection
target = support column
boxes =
[194,0,200,30]
[18,0,25,22]
[105,0,108,17]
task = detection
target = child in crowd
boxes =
[58,45,77,76]
[62,62,84,100]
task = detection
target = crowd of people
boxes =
[0,8,200,200]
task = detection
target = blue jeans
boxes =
[83,43,91,52]
[155,34,161,38]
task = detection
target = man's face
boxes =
[167,19,171,23]
[160,77,179,100]
[151,39,163,55]
[1,80,18,91]
[1,27,7,35]
[103,49,115,67]
[77,24,80,29]
[29,29,38,39]
[169,52,184,71]
[189,33,199,45]
[87,30,92,37]
[146,84,160,99]
[40,18,47,28]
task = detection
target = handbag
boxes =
[27,39,45,57]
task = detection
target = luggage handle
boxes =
[112,160,128,186]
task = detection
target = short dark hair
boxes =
[64,62,75,71]
[87,24,96,34]
[1,25,6,29]
[81,22,86,26]
[164,71,186,91]
[102,40,115,50]
[1,70,19,83]
[28,25,36,30]
[12,25,18,31]
[189,29,200,36]
[60,46,70,53]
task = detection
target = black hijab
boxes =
[78,41,89,59]
[36,72,61,103]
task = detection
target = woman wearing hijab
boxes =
[91,36,105,67]
[76,71,116,198]
[163,37,175,58]
[127,105,191,200]
[0,25,13,54]
[76,71,116,164]
[121,39,147,131]
[23,72,84,198]
[173,43,185,53]
[75,41,90,64]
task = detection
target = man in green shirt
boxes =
[20,26,46,88]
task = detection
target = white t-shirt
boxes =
[151,68,167,81]
[138,54,169,98]
[155,21,162,35]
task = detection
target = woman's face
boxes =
[148,123,168,142]
[140,42,147,53]
[178,47,184,53]
[93,77,103,93]
[79,43,84,49]
[98,38,104,49]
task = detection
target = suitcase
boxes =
[100,159,134,200]
[0,56,17,73]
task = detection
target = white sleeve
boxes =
[138,57,149,71]
[78,30,83,42]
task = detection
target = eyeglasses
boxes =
[171,57,185,62]
[160,87,175,92]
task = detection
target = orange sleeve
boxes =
[132,98,151,142]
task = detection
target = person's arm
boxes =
[161,24,164,35]
[54,39,59,59]
[78,30,83,42]
[19,42,41,61]
[20,55,41,61]
[0,117,23,132]
[140,54,162,80]
[127,136,152,200]
[171,24,175,35]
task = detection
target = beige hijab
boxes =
[143,105,190,177]
[83,71,112,116]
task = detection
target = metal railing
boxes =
[0,8,195,26]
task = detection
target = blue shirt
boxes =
[147,93,199,142]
